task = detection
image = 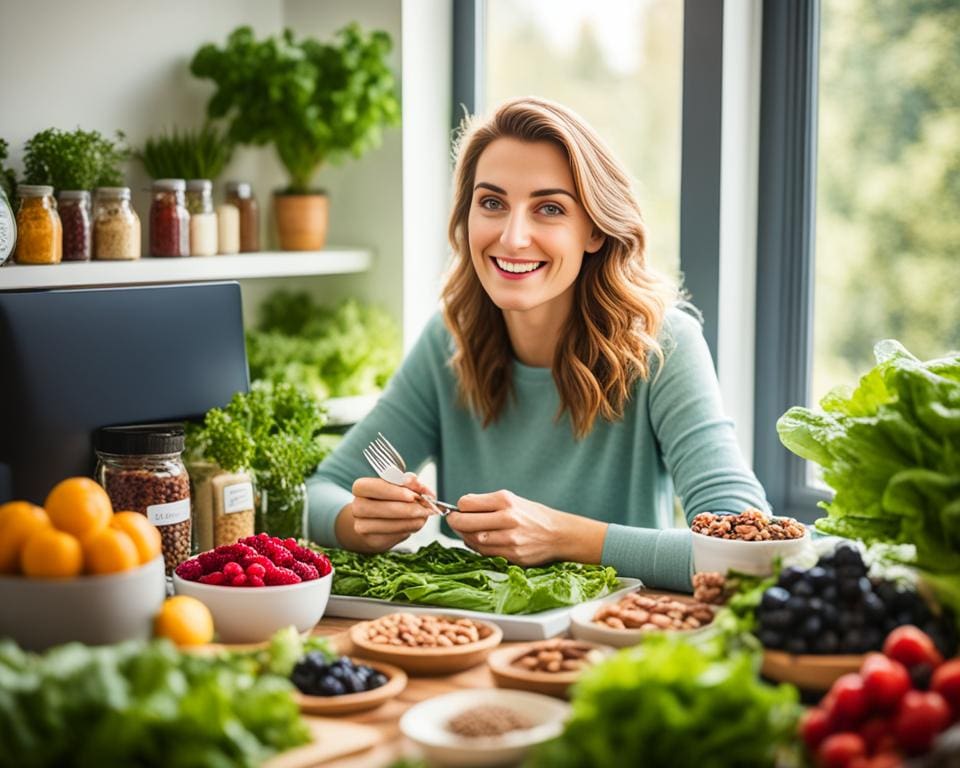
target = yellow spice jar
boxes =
[14,185,62,265]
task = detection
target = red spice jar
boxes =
[58,190,92,261]
[149,179,189,257]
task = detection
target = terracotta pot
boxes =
[274,192,329,251]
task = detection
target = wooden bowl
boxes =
[487,640,614,699]
[349,616,503,676]
[294,658,407,716]
[762,649,864,691]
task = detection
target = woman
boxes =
[307,97,768,592]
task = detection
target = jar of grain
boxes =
[57,190,92,261]
[216,203,239,254]
[95,423,191,575]
[185,179,217,257]
[149,179,189,257]
[93,187,140,260]
[189,460,255,551]
[14,184,61,264]
[225,181,259,252]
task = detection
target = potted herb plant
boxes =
[137,123,233,181]
[190,24,401,251]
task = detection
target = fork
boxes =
[363,432,460,515]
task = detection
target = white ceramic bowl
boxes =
[0,555,166,651]
[691,526,812,576]
[173,568,332,644]
[569,590,715,648]
[400,688,570,768]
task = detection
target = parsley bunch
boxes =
[23,127,128,191]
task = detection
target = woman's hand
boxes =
[446,490,608,566]
[335,473,434,553]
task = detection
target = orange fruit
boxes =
[153,596,214,646]
[44,477,112,538]
[0,502,51,573]
[20,527,83,578]
[110,512,162,565]
[82,527,140,575]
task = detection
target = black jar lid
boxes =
[95,423,185,455]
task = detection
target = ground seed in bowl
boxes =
[447,704,534,738]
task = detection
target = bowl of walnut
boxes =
[487,638,614,699]
[569,590,717,648]
[690,509,811,577]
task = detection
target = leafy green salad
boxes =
[317,541,620,615]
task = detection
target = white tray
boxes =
[325,577,642,641]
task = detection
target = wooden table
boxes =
[308,617,519,768]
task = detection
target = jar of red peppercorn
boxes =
[57,190,92,261]
[149,179,189,257]
[95,423,191,576]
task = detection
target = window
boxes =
[470,0,685,278]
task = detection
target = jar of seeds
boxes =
[95,423,191,575]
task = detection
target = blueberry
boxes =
[367,672,388,690]
[801,615,823,639]
[760,608,794,630]
[820,584,839,604]
[761,587,791,611]
[355,665,372,682]
[862,627,883,652]
[291,667,315,693]
[838,608,865,632]
[820,603,839,629]
[807,597,825,614]
[785,637,808,655]
[344,672,365,693]
[839,577,864,601]
[306,651,328,668]
[862,593,886,624]
[817,553,836,568]
[778,566,807,589]
[834,543,863,568]
[875,580,899,607]
[319,677,347,696]
[814,630,840,654]
[791,579,815,598]
[758,629,784,649]
[841,628,865,653]
[329,665,347,679]
[786,596,809,619]
[837,563,867,581]
[807,567,831,591]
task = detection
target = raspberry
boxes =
[265,544,294,568]
[282,538,298,551]
[246,563,266,579]
[243,533,274,556]
[240,554,273,570]
[247,575,265,587]
[285,542,315,563]
[230,573,248,587]
[174,558,203,581]
[289,560,319,581]
[199,571,226,585]
[223,561,243,579]
[215,542,258,560]
[265,567,301,586]
[197,550,232,574]
[309,551,332,576]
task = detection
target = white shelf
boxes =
[0,249,373,291]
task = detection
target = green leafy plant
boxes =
[190,24,401,193]
[0,139,17,202]
[246,291,401,400]
[777,339,960,626]
[22,127,128,191]
[137,123,234,180]
[185,380,329,537]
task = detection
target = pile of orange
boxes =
[0,477,161,579]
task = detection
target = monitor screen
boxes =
[0,282,250,504]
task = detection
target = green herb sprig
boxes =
[0,138,17,202]
[137,123,234,181]
[22,127,128,191]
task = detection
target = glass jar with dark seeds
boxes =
[94,423,191,575]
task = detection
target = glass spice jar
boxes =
[185,179,217,257]
[0,186,15,266]
[93,187,140,260]
[149,179,189,257]
[95,423,191,576]
[216,203,239,254]
[58,190,92,261]
[225,181,259,252]
[14,184,62,264]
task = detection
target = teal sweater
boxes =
[307,307,769,592]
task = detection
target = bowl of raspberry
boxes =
[172,534,333,643]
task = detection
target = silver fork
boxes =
[363,432,459,515]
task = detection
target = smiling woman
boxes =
[307,97,769,594]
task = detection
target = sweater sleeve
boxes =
[649,308,771,523]
[306,315,446,547]
[602,525,695,593]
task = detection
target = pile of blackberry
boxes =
[290,653,388,697]
[755,543,957,656]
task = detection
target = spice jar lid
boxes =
[95,423,186,455]
[153,179,186,192]
[225,181,252,198]
[17,184,54,197]
[96,186,131,199]
[58,190,91,202]
[186,179,213,193]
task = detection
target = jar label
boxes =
[0,202,13,261]
[223,482,254,514]
[147,497,191,526]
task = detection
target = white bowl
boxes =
[568,590,715,648]
[400,688,570,768]
[172,569,332,644]
[0,555,166,651]
[691,527,812,576]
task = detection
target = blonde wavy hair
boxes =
[442,97,679,439]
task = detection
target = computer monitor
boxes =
[0,282,250,504]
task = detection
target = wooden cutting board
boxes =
[265,717,381,768]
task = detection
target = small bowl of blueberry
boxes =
[290,652,408,716]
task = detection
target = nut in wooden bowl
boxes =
[488,638,614,699]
